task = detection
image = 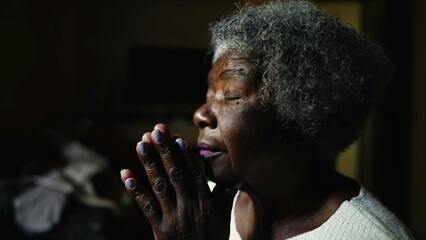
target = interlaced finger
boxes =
[137,132,175,213]
[151,124,192,198]
[181,139,212,201]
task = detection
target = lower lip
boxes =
[199,150,221,158]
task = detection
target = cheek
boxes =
[221,104,268,173]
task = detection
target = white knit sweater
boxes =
[230,187,415,240]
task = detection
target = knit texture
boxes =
[288,187,415,239]
[230,187,415,239]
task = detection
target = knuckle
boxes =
[143,159,156,171]
[134,190,147,203]
[159,146,172,160]
[135,192,154,215]
[153,178,168,194]
[169,165,185,183]
[142,200,155,215]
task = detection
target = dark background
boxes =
[1,0,425,239]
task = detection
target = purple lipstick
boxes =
[198,143,222,159]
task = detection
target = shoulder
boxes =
[341,187,415,239]
[289,187,415,240]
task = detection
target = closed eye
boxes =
[224,90,241,101]
[224,97,241,101]
[223,96,241,103]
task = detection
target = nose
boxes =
[193,102,217,129]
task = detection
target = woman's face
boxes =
[193,51,282,187]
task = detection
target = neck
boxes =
[263,160,330,224]
[236,153,341,239]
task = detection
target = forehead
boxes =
[211,51,256,71]
[207,52,261,93]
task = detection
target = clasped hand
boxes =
[120,124,236,240]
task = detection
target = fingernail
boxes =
[175,138,186,150]
[152,130,164,144]
[125,178,136,190]
[138,142,148,155]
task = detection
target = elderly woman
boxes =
[120,0,414,239]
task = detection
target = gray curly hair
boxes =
[209,0,393,157]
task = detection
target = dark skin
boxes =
[121,51,360,239]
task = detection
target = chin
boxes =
[203,164,239,189]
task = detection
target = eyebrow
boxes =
[207,69,247,86]
[219,69,246,78]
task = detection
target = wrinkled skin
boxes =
[120,124,237,240]
[120,52,279,239]
[121,51,275,239]
[120,52,359,240]
[193,52,286,189]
